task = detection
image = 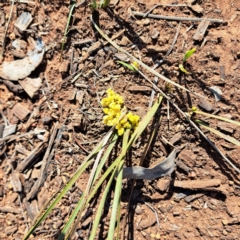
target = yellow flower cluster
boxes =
[101,88,140,136]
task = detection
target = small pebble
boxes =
[222,230,228,236]
[173,211,180,216]
[222,219,228,225]
[228,181,234,186]
[156,232,161,239]
[150,233,156,238]
[135,204,143,215]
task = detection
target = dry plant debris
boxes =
[0,0,240,239]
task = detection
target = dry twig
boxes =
[132,11,223,23]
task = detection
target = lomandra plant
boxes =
[23,89,163,240]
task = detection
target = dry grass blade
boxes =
[195,120,240,147]
[195,110,240,127]
[90,16,204,98]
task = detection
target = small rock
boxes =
[198,98,213,112]
[209,86,222,102]
[140,231,146,237]
[155,232,161,239]
[11,39,27,58]
[189,4,204,13]
[19,77,42,98]
[31,168,41,179]
[157,179,170,191]
[59,60,70,73]
[173,211,180,216]
[82,217,92,228]
[222,230,228,236]
[11,103,30,121]
[222,219,228,225]
[53,220,63,229]
[151,28,159,39]
[142,19,150,25]
[228,181,234,186]
[114,53,129,62]
[0,186,3,197]
[217,121,235,134]
[150,233,156,238]
[5,226,18,235]
[76,90,85,105]
[6,192,18,203]
[188,171,197,179]
[135,204,143,215]
[14,12,33,31]
[136,19,150,26]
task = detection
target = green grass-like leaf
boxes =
[24,93,163,239]
[100,0,111,8]
[23,160,92,240]
[23,130,113,240]
[117,61,138,72]
[183,48,196,62]
[179,63,191,74]
[60,133,118,239]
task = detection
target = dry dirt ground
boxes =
[0,0,240,239]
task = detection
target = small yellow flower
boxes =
[131,61,139,70]
[118,128,124,136]
[191,106,197,112]
[101,88,140,136]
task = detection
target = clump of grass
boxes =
[23,86,161,240]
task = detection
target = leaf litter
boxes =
[0,1,240,240]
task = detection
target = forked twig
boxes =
[132,11,223,23]
[143,201,161,229]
